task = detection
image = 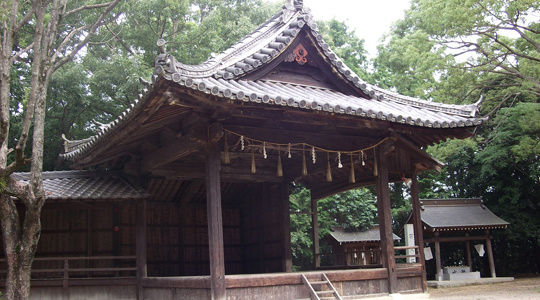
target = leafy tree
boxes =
[289,186,313,271]
[40,0,281,172]
[0,1,121,298]
[318,189,377,234]
[289,187,378,271]
[317,19,371,81]
[373,0,540,276]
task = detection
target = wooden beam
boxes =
[375,146,398,293]
[425,235,490,243]
[411,168,427,292]
[205,124,226,300]
[136,198,147,300]
[151,163,284,183]
[225,125,378,152]
[391,133,444,172]
[310,172,403,201]
[140,126,207,173]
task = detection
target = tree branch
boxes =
[64,1,116,18]
[52,2,121,72]
[105,24,134,55]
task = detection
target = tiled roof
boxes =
[61,1,485,162]
[11,171,149,200]
[419,198,509,231]
[329,225,401,243]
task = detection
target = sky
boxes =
[271,0,412,58]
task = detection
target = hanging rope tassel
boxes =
[251,149,256,173]
[326,152,332,182]
[373,148,378,177]
[223,133,230,164]
[302,146,308,176]
[277,146,283,177]
[349,154,355,183]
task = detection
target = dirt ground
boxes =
[428,277,540,300]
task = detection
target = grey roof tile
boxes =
[420,198,509,231]
[11,171,149,200]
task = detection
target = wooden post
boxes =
[434,231,442,281]
[311,193,320,269]
[485,229,496,278]
[375,147,398,293]
[465,232,472,271]
[282,183,293,272]
[136,198,147,300]
[411,169,427,292]
[206,123,226,300]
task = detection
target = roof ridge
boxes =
[59,4,487,163]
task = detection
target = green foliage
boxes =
[318,189,377,233]
[317,19,371,81]
[289,187,378,271]
[35,0,280,171]
[289,187,313,271]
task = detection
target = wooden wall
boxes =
[0,203,136,279]
[241,183,288,274]
[0,181,290,279]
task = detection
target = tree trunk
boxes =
[0,192,44,300]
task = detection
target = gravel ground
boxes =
[428,277,540,300]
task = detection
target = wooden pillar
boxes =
[411,169,427,292]
[205,123,226,300]
[375,147,398,293]
[136,198,147,300]
[311,193,320,269]
[465,232,472,270]
[485,229,496,278]
[434,231,442,281]
[282,183,293,272]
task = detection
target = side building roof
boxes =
[409,198,509,232]
[11,171,149,200]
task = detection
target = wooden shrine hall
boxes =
[404,198,509,282]
[2,1,487,299]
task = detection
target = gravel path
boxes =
[428,277,540,300]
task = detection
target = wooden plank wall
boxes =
[0,203,134,279]
[0,181,288,279]
[241,183,286,274]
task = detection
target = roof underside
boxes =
[419,198,509,232]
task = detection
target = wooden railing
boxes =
[0,256,137,281]
[394,246,420,264]
[315,248,383,269]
